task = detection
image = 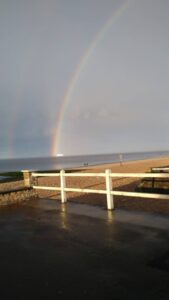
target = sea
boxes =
[0,150,169,173]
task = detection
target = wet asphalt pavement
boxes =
[0,199,169,299]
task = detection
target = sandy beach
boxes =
[1,155,169,214]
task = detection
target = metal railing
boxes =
[31,169,169,210]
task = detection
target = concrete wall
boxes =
[0,188,38,207]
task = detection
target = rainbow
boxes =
[51,0,133,156]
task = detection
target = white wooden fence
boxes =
[31,169,169,210]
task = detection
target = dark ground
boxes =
[0,199,169,300]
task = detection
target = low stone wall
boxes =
[0,188,38,207]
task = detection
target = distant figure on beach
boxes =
[119,154,123,166]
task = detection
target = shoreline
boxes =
[84,155,169,171]
[54,154,169,171]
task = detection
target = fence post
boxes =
[105,169,114,210]
[22,170,32,187]
[60,170,67,203]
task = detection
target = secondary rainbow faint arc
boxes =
[51,0,133,156]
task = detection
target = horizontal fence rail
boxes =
[29,169,169,210]
[111,191,169,200]
[32,172,105,177]
[151,167,169,172]
[32,186,61,191]
[32,172,60,177]
[32,172,169,178]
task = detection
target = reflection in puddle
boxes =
[107,210,115,224]
[60,204,68,230]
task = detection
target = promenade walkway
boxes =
[0,199,169,299]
